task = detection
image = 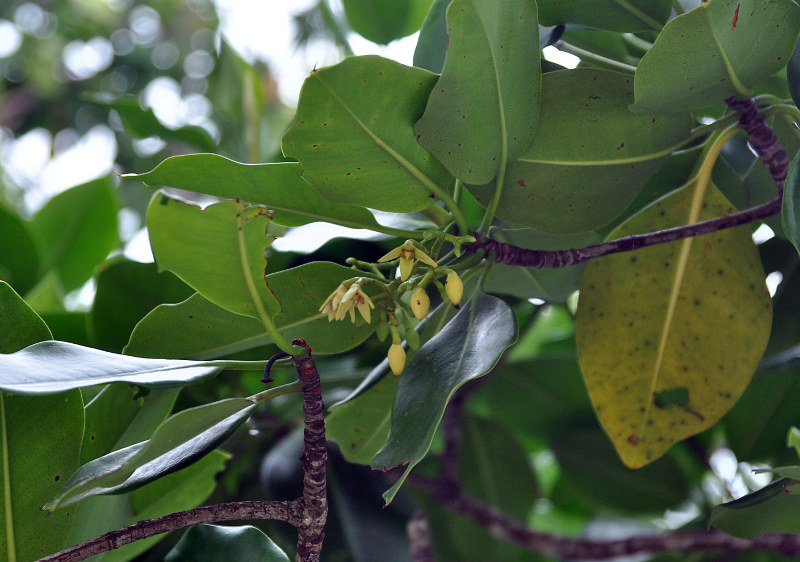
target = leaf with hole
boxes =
[576,179,771,468]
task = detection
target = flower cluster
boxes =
[319,282,374,324]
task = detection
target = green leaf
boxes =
[414,0,541,185]
[711,478,800,539]
[126,262,376,359]
[576,180,772,468]
[417,415,539,561]
[469,68,692,233]
[327,371,401,464]
[29,177,119,293]
[0,340,262,394]
[125,156,385,229]
[165,524,289,562]
[0,281,52,354]
[788,35,800,109]
[89,258,194,352]
[538,0,671,32]
[281,55,452,213]
[782,150,800,257]
[105,451,230,562]
[343,0,431,44]
[413,0,450,73]
[45,397,254,510]
[0,205,39,294]
[1,391,84,562]
[147,193,281,321]
[372,291,517,503]
[632,0,800,114]
[88,94,217,152]
[552,426,689,513]
[483,228,601,302]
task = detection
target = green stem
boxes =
[250,380,304,403]
[319,0,354,56]
[614,0,663,31]
[621,33,653,55]
[671,0,686,15]
[555,41,638,74]
[421,203,454,227]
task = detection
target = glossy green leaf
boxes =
[327,372,401,465]
[782,150,800,257]
[0,285,80,562]
[538,0,670,32]
[89,94,217,152]
[147,192,281,321]
[0,281,51,354]
[372,291,517,503]
[632,0,800,113]
[281,55,452,213]
[711,478,800,539]
[343,0,431,44]
[29,176,119,293]
[126,262,376,359]
[414,0,540,185]
[126,156,385,229]
[413,0,450,73]
[89,258,194,352]
[576,180,772,468]
[417,415,539,561]
[468,69,692,233]
[0,340,263,394]
[166,524,289,562]
[45,397,254,510]
[484,228,601,302]
[105,451,230,562]
[552,426,689,513]
[0,205,39,294]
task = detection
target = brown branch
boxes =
[407,510,435,562]
[409,473,800,559]
[291,339,328,562]
[37,501,300,562]
[40,342,329,562]
[468,96,790,268]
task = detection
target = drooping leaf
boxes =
[105,451,230,562]
[576,180,772,468]
[0,340,263,394]
[483,228,601,302]
[782,150,800,258]
[372,291,517,503]
[0,285,80,562]
[632,0,800,114]
[281,55,452,213]
[126,262,377,359]
[414,0,541,185]
[0,281,52,354]
[45,397,254,510]
[29,176,119,293]
[538,0,671,32]
[0,205,39,294]
[711,478,800,539]
[89,258,194,353]
[146,192,281,321]
[88,94,217,152]
[413,0,450,73]
[468,69,692,233]
[165,524,290,562]
[125,156,386,229]
[343,0,432,44]
[327,371,401,465]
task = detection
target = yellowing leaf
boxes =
[576,180,771,468]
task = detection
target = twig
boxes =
[409,473,800,559]
[468,97,790,268]
[39,341,329,562]
[407,510,435,562]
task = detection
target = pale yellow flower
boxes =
[335,283,375,324]
[319,283,348,321]
[377,240,438,281]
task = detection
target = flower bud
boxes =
[387,343,406,375]
[445,271,463,305]
[410,287,430,320]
